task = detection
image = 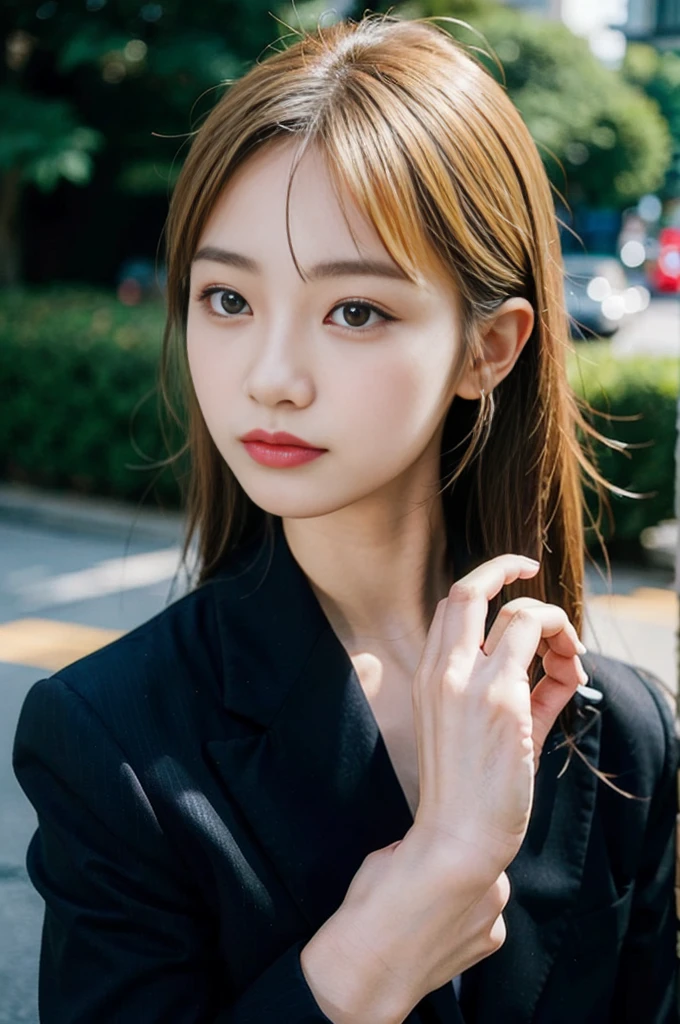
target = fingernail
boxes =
[576,683,603,703]
[575,640,587,655]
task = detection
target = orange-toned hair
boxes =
[159,13,620,771]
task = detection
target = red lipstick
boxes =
[239,429,327,468]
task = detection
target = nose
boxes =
[243,323,315,408]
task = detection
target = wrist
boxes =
[300,907,409,1024]
[400,820,506,891]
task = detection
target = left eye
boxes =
[204,289,251,317]
[198,288,392,332]
[326,302,390,330]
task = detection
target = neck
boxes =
[281,502,453,670]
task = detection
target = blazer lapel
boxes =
[204,517,600,1024]
[204,517,463,1021]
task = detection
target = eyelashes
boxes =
[195,286,398,334]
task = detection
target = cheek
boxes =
[347,350,451,442]
[186,314,208,393]
[186,323,235,423]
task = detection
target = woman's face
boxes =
[186,138,467,521]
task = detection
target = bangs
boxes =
[281,88,447,287]
[278,63,525,306]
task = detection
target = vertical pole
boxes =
[676,386,680,718]
[674,365,680,980]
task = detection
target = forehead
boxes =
[196,139,383,260]
[193,136,453,297]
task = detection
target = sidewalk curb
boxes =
[0,483,185,544]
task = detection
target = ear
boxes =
[455,298,535,401]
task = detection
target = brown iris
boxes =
[341,303,371,328]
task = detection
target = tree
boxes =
[0,74,102,285]
[1,0,292,285]
[622,42,680,201]
[4,0,673,284]
[377,1,672,210]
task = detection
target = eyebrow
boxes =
[192,246,412,283]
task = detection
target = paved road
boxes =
[0,503,676,1022]
[610,294,680,358]
[0,512,183,1024]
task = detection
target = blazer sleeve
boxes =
[12,675,336,1024]
[609,676,680,1024]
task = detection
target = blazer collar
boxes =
[205,518,601,1024]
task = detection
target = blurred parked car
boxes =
[563,254,647,339]
[647,227,680,294]
[116,257,167,304]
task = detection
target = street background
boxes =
[2,0,680,1020]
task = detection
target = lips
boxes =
[240,433,327,469]
[239,429,325,450]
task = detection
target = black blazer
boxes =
[12,517,679,1023]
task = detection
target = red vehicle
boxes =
[649,227,680,293]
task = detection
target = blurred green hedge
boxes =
[0,286,183,507]
[0,288,677,552]
[567,342,678,555]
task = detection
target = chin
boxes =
[225,449,391,519]
[230,477,350,521]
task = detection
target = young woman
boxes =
[13,13,678,1024]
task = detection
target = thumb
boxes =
[529,670,580,770]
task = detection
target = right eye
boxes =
[198,287,252,319]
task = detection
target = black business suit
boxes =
[12,515,679,1023]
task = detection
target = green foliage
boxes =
[0,89,103,190]
[116,159,182,195]
[5,0,673,211]
[567,343,678,550]
[0,289,676,549]
[0,286,183,506]
[2,0,294,205]
[57,24,133,74]
[622,43,680,200]
[0,0,307,282]
[3,0,676,287]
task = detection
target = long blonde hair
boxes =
[159,13,621,771]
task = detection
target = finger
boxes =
[439,555,541,671]
[414,597,449,695]
[530,655,587,762]
[487,603,584,679]
[541,646,589,689]
[484,597,584,661]
[483,598,543,657]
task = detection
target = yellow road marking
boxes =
[0,587,676,672]
[587,587,678,627]
[0,618,125,672]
